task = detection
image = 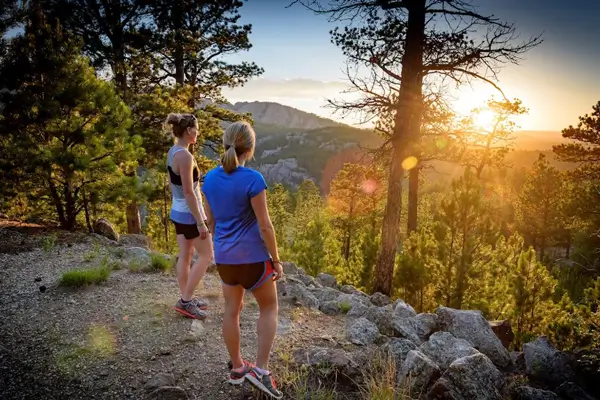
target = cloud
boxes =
[222,78,352,101]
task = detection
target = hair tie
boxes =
[225,144,234,150]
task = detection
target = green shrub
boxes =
[148,252,172,273]
[60,266,110,287]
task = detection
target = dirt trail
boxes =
[0,234,347,400]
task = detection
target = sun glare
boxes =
[473,109,497,133]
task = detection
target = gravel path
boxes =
[0,233,347,400]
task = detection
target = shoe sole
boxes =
[246,374,283,399]
[173,306,207,320]
[227,376,245,385]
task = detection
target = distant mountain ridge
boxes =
[206,100,569,191]
[222,101,342,131]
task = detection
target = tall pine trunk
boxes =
[373,1,426,296]
[407,166,419,233]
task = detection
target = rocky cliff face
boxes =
[225,101,339,130]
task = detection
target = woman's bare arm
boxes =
[177,151,206,228]
[250,190,281,276]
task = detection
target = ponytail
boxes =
[221,121,256,174]
[221,145,239,173]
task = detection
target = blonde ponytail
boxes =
[221,121,256,174]
[221,145,239,173]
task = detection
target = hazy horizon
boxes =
[222,0,600,133]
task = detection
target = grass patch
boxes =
[43,233,57,252]
[60,266,111,287]
[274,353,338,400]
[338,301,352,314]
[128,260,145,273]
[127,253,172,273]
[359,351,398,400]
[148,252,172,272]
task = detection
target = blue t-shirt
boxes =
[202,166,270,264]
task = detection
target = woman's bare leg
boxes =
[175,234,194,297]
[222,283,245,368]
[251,279,278,370]
[181,234,213,300]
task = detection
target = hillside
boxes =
[1,225,597,399]
[213,101,573,191]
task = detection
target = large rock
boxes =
[436,306,511,369]
[420,331,480,370]
[293,347,354,369]
[337,293,372,311]
[93,218,119,242]
[370,292,391,307]
[347,302,371,319]
[286,283,320,309]
[511,386,559,400]
[363,305,395,336]
[119,234,151,249]
[383,338,417,370]
[346,317,380,346]
[523,337,575,388]
[340,284,368,297]
[393,299,417,319]
[310,287,341,303]
[319,300,342,315]
[392,313,439,345]
[556,382,596,400]
[398,350,442,398]
[122,246,152,266]
[316,273,337,288]
[489,319,515,349]
[282,262,305,275]
[426,353,505,400]
[296,274,321,288]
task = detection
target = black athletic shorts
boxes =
[217,259,275,291]
[171,220,208,240]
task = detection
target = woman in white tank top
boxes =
[165,113,214,320]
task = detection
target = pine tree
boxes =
[516,153,565,260]
[0,7,139,230]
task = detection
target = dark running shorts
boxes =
[171,220,208,240]
[217,260,275,291]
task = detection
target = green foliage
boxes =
[148,253,173,273]
[516,154,567,260]
[60,266,111,287]
[0,11,139,230]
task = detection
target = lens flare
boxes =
[362,179,378,194]
[402,156,418,170]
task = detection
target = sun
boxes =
[473,109,497,133]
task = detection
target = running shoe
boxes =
[174,299,208,320]
[227,360,254,385]
[245,367,283,399]
[191,297,209,310]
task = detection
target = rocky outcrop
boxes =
[436,306,512,369]
[523,337,575,388]
[398,350,441,397]
[280,263,585,400]
[346,317,380,345]
[93,218,119,242]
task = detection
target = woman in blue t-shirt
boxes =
[202,121,284,399]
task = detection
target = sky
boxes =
[222,0,600,132]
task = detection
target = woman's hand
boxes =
[197,223,209,240]
[272,260,284,281]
